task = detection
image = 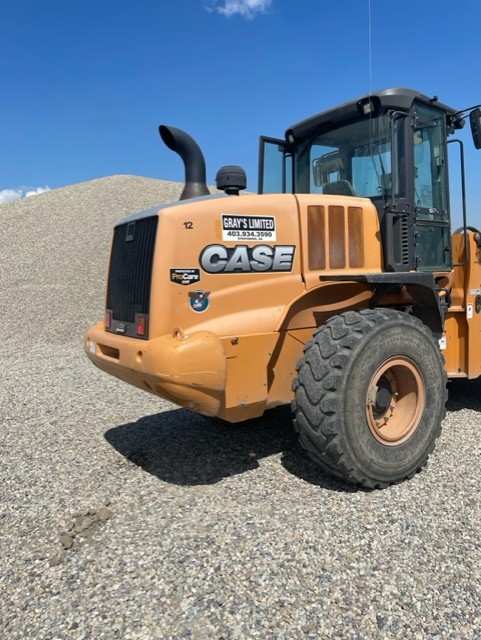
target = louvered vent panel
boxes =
[106,216,158,326]
[400,219,410,265]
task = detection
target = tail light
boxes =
[135,314,148,337]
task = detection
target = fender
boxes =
[318,272,445,337]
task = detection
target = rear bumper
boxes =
[85,323,227,417]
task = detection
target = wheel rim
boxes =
[366,357,425,445]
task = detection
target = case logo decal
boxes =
[200,244,295,274]
[189,290,210,313]
[170,268,201,286]
[222,215,276,241]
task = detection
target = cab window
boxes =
[294,114,397,200]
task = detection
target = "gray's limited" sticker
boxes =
[222,214,276,242]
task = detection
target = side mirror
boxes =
[469,108,481,149]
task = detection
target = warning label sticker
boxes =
[222,214,276,242]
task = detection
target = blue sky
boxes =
[1,0,481,224]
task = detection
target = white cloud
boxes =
[0,189,23,205]
[0,186,50,205]
[207,0,273,19]
[25,186,51,198]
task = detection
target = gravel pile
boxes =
[1,175,480,639]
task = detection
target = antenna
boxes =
[368,0,373,94]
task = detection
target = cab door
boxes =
[412,103,452,271]
[258,136,292,194]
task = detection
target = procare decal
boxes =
[188,290,210,313]
[222,214,276,242]
[170,268,201,286]
[200,244,295,274]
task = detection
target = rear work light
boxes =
[135,313,148,337]
[105,309,113,330]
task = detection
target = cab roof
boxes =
[285,88,459,144]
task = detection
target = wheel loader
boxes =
[85,88,481,488]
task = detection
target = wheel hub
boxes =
[366,357,425,445]
[374,380,393,415]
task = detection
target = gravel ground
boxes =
[1,175,480,639]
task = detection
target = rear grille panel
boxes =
[106,215,158,339]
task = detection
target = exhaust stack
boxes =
[159,125,210,201]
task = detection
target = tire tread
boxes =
[292,309,447,488]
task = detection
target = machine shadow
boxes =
[104,405,355,491]
[104,378,479,490]
[446,378,481,413]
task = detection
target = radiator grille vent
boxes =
[106,215,158,333]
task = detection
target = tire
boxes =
[292,309,447,489]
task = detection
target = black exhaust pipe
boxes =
[159,125,210,201]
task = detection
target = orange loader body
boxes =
[85,88,481,487]
[85,194,481,420]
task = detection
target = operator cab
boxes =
[259,88,466,272]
